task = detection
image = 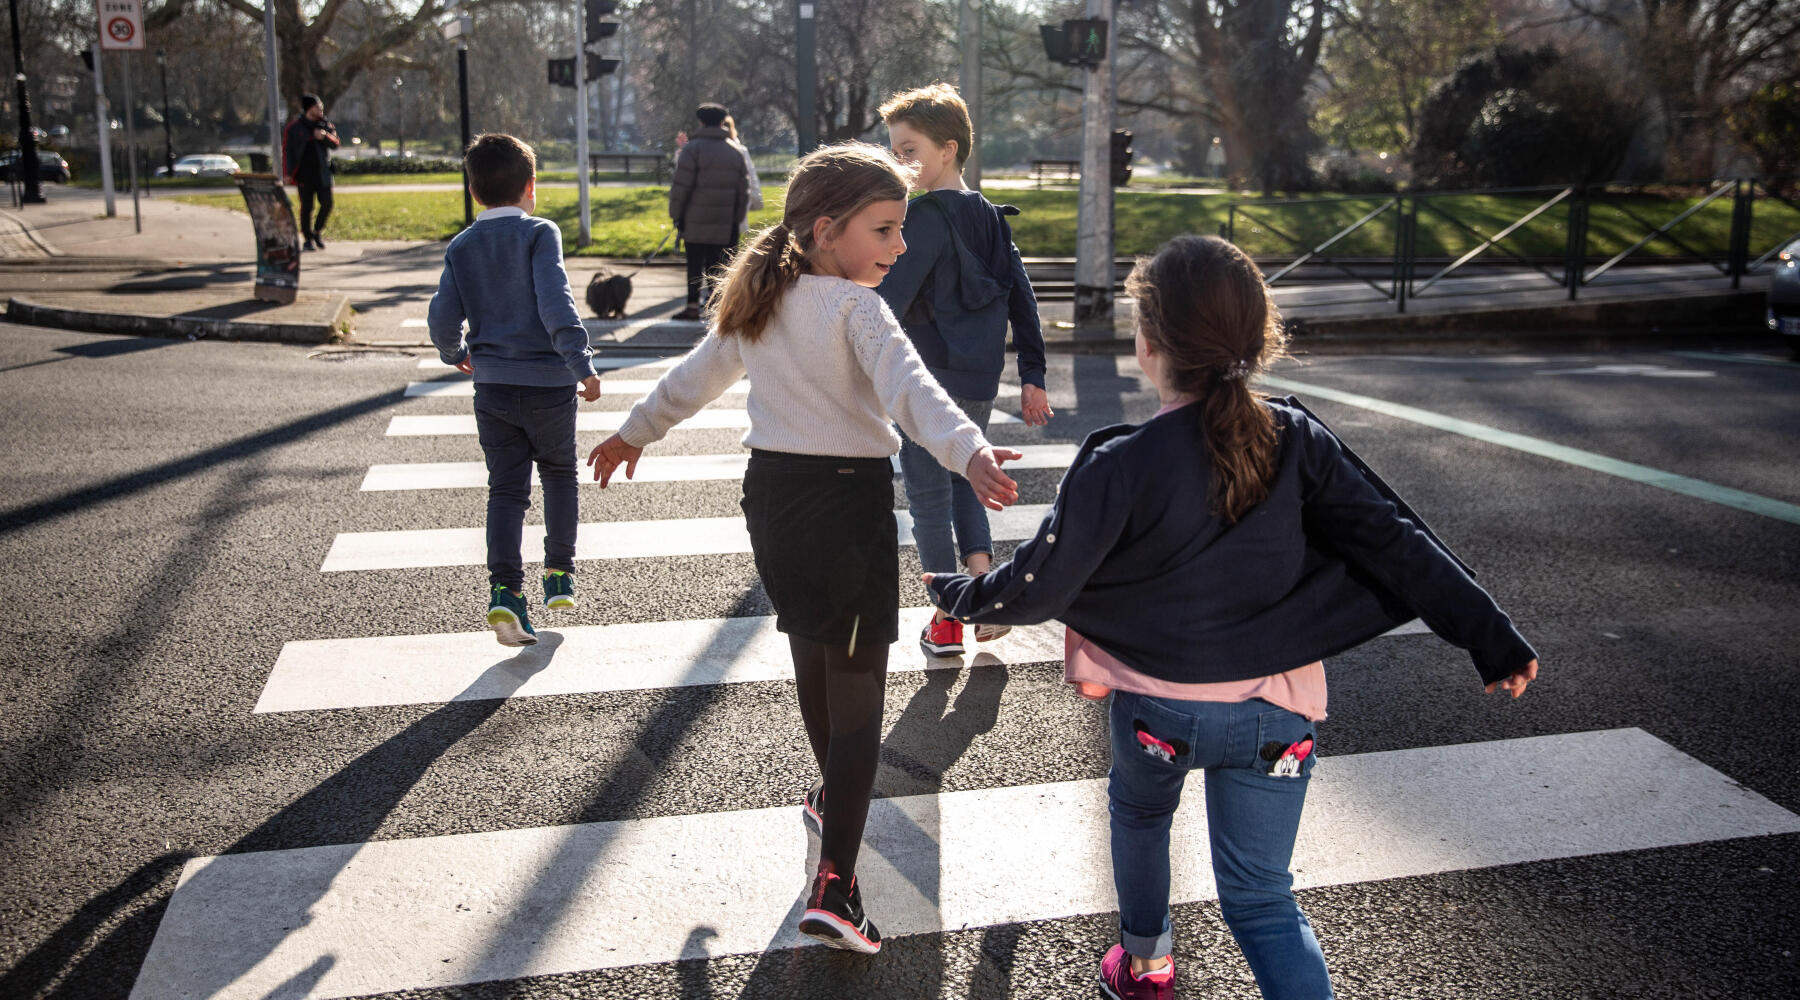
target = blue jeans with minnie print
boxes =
[1108,690,1333,1000]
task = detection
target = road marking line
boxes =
[1261,375,1800,526]
[418,355,681,371]
[386,409,1021,436]
[400,318,429,328]
[403,379,751,398]
[359,444,1082,491]
[257,612,1433,713]
[128,728,1800,1000]
[321,505,1054,571]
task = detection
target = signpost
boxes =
[97,0,144,231]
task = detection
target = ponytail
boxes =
[710,220,803,342]
[1126,236,1289,524]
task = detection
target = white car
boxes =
[155,154,240,178]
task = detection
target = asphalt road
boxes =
[1,326,1798,999]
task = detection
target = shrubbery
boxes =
[333,156,463,175]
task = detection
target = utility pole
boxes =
[394,76,405,156]
[1073,0,1114,327]
[574,0,590,247]
[262,0,280,175]
[156,49,173,178]
[958,0,981,189]
[795,1,816,154]
[8,0,45,203]
[90,42,114,216]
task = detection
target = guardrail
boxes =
[1222,178,1800,313]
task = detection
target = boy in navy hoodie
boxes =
[878,83,1052,659]
[428,133,602,646]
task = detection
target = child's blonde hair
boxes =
[1125,236,1290,523]
[710,142,916,341]
[878,83,973,167]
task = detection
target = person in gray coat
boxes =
[669,103,751,320]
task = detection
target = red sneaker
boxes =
[919,617,964,656]
[1098,945,1174,1000]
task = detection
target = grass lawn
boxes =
[172,185,1800,261]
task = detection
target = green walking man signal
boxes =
[1039,18,1108,68]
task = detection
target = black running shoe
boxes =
[798,870,881,953]
[801,781,824,835]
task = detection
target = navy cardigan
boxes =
[927,398,1537,686]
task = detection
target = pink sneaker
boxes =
[1098,944,1174,1000]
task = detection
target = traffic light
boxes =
[548,58,575,88]
[1040,18,1108,68]
[586,0,620,48]
[1110,129,1133,187]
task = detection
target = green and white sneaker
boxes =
[487,585,538,647]
[543,570,577,611]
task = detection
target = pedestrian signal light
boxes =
[1110,129,1133,187]
[1041,18,1108,68]
[586,0,620,44]
[547,58,575,88]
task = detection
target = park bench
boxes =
[1031,158,1081,188]
[589,152,672,183]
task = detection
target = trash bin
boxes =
[248,152,271,174]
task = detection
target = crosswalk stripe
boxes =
[402,380,1023,399]
[320,505,1055,572]
[257,614,1431,714]
[127,728,1800,1000]
[386,408,1022,436]
[358,444,1082,491]
[404,379,752,398]
[418,355,682,371]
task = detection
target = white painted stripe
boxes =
[257,612,1436,714]
[387,409,1021,436]
[418,355,681,371]
[256,609,1062,713]
[403,379,751,398]
[1261,375,1800,526]
[400,318,429,328]
[320,505,1054,572]
[358,444,1083,492]
[129,728,1800,1000]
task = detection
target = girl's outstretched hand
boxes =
[1484,658,1539,698]
[965,446,1022,510]
[586,433,642,487]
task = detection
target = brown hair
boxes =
[709,142,915,341]
[878,83,973,167]
[1126,236,1290,523]
[464,133,535,207]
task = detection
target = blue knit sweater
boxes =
[427,212,597,386]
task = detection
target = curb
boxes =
[5,294,352,344]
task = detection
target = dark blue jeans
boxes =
[896,395,994,573]
[473,383,579,591]
[1108,691,1333,999]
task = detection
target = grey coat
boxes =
[668,126,750,246]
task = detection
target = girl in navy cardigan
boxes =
[927,236,1540,1000]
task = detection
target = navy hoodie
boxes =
[877,189,1047,401]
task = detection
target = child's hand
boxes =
[454,357,474,375]
[578,375,602,402]
[586,433,642,487]
[1021,384,1054,427]
[1484,658,1539,699]
[965,447,1022,510]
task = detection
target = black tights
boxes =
[789,633,888,879]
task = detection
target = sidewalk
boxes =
[0,183,1777,352]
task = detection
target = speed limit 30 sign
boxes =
[97,0,146,51]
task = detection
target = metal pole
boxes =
[958,0,981,189]
[795,1,816,154]
[458,42,472,226]
[1072,0,1114,326]
[574,0,590,246]
[263,0,281,175]
[92,42,114,217]
[8,0,44,203]
[123,51,139,232]
[157,50,173,177]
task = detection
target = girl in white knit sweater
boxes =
[587,143,1021,954]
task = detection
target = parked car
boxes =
[0,150,70,183]
[1768,237,1800,356]
[154,154,240,178]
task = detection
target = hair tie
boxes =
[1219,359,1254,382]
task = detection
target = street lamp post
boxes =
[394,76,405,157]
[7,0,45,203]
[156,50,174,178]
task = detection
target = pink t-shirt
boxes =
[1059,397,1327,722]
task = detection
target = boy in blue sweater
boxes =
[428,133,602,646]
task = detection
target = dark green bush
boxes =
[333,156,463,175]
